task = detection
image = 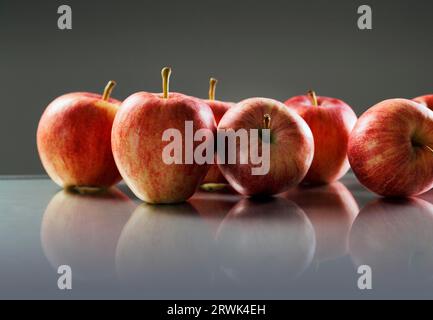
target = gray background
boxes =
[1,0,432,174]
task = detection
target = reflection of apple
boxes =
[41,188,135,281]
[419,188,433,204]
[215,198,315,290]
[285,182,359,263]
[37,81,122,189]
[189,189,240,235]
[350,198,433,286]
[115,203,214,294]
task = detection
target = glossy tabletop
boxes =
[1,173,433,299]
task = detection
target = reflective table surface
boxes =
[1,173,433,299]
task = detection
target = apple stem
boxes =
[102,80,116,101]
[209,78,218,100]
[161,67,172,99]
[307,90,318,106]
[263,114,271,129]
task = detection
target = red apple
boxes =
[348,98,433,197]
[217,97,314,196]
[285,182,359,263]
[413,94,433,111]
[111,67,216,204]
[350,198,433,285]
[214,197,315,289]
[285,91,357,184]
[41,188,135,281]
[201,78,235,187]
[37,81,122,189]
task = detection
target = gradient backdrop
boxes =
[0,0,432,174]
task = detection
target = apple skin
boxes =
[349,198,433,285]
[37,92,122,189]
[413,94,433,111]
[217,98,314,196]
[201,99,235,184]
[285,182,359,263]
[111,92,216,204]
[285,95,357,184]
[348,98,433,197]
[40,188,135,281]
